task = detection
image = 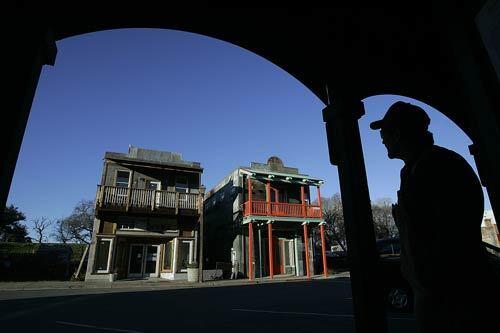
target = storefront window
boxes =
[96,238,112,273]
[163,240,173,271]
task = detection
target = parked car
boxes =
[376,237,413,313]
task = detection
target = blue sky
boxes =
[7,29,490,237]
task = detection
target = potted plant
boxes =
[187,261,199,282]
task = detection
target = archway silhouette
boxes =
[5,5,500,333]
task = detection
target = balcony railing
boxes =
[243,200,322,219]
[96,185,200,212]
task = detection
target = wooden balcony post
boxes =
[175,192,180,214]
[151,190,156,211]
[125,170,134,211]
[198,191,204,215]
[99,185,105,207]
[126,187,132,212]
[266,180,271,215]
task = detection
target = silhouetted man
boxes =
[370,101,498,332]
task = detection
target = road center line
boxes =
[232,308,354,318]
[56,321,144,333]
[231,308,415,321]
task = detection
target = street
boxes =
[0,278,415,332]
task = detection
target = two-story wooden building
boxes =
[85,146,204,281]
[204,156,328,280]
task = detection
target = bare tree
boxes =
[319,193,347,251]
[315,194,399,252]
[371,198,399,239]
[52,218,71,244]
[55,200,94,244]
[31,217,53,243]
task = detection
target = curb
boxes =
[0,273,350,292]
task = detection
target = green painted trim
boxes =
[240,168,323,183]
[242,215,324,224]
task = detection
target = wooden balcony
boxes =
[95,185,201,214]
[243,200,322,219]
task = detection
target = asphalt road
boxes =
[0,278,415,333]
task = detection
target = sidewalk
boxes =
[0,272,350,292]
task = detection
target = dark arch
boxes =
[6,4,500,333]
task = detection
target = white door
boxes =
[144,245,160,277]
[147,181,161,207]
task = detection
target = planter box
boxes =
[109,273,117,282]
[187,268,198,282]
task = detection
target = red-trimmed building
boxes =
[204,156,328,280]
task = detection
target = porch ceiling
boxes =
[242,215,324,225]
[115,230,180,238]
[240,169,323,186]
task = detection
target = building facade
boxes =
[204,156,328,280]
[85,147,204,281]
[481,210,499,247]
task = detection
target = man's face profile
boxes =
[380,127,401,159]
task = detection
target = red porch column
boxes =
[303,222,311,278]
[317,186,323,218]
[248,221,254,281]
[300,185,306,217]
[266,180,271,215]
[320,223,328,277]
[267,221,273,279]
[247,176,253,215]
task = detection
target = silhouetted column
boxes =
[432,2,500,226]
[323,99,387,333]
[1,24,57,215]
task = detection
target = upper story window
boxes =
[175,175,188,193]
[146,180,161,191]
[116,170,131,188]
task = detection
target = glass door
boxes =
[128,244,144,277]
[144,245,159,277]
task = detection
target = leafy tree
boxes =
[1,205,30,242]
[54,200,94,244]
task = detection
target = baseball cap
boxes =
[369,101,431,131]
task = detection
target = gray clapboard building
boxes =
[86,146,204,281]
